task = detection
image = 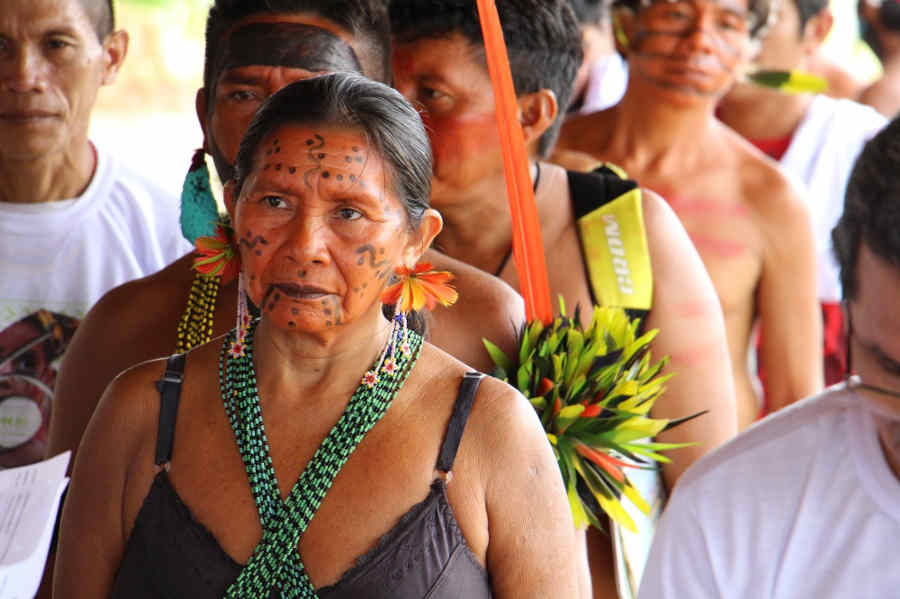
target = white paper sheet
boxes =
[0,452,70,599]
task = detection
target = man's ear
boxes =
[99,30,128,86]
[404,209,443,266]
[803,8,834,54]
[518,89,558,146]
[196,89,210,151]
[224,179,239,222]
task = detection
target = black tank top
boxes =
[111,361,491,598]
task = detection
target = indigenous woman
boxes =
[54,74,579,598]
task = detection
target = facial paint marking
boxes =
[356,244,389,269]
[289,167,296,174]
[304,134,326,189]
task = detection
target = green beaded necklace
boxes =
[218,317,422,599]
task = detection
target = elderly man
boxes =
[558,0,824,429]
[0,0,190,467]
[639,116,900,599]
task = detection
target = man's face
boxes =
[0,0,113,161]
[392,33,504,208]
[626,0,754,101]
[848,243,900,409]
[201,14,367,182]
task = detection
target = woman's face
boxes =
[229,123,425,334]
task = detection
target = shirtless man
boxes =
[557,0,823,429]
[46,0,524,477]
[391,1,736,595]
[718,0,886,386]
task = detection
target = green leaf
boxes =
[482,338,514,373]
[747,69,828,94]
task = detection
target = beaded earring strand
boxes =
[177,219,240,354]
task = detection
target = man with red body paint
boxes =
[557,0,823,430]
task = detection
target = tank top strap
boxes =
[154,353,186,466]
[436,372,485,475]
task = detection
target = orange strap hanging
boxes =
[475,0,553,325]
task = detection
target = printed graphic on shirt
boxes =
[0,311,79,468]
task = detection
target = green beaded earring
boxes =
[180,149,221,244]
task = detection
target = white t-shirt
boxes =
[638,385,900,599]
[780,96,886,302]
[0,143,192,465]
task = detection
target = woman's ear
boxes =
[404,209,443,266]
[518,89,558,147]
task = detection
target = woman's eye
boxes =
[337,207,363,221]
[263,195,287,209]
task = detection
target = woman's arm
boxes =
[53,365,156,598]
[470,378,584,598]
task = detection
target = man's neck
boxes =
[433,177,515,275]
[718,85,813,142]
[608,82,721,171]
[0,140,96,205]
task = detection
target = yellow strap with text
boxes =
[577,188,653,311]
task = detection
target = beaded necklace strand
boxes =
[219,318,422,598]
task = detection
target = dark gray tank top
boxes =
[110,362,491,598]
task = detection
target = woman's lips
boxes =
[273,282,330,299]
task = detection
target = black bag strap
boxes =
[567,166,639,220]
[154,353,186,466]
[436,372,485,474]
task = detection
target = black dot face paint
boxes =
[240,232,270,257]
[289,167,296,174]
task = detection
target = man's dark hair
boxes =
[793,0,828,30]
[613,0,772,39]
[390,0,583,158]
[234,73,432,229]
[79,0,115,40]
[570,0,609,24]
[832,116,900,301]
[203,0,391,95]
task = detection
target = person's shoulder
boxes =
[676,386,856,492]
[82,253,194,336]
[100,144,180,206]
[557,107,617,154]
[819,95,888,140]
[720,125,807,221]
[416,342,530,429]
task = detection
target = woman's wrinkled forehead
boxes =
[211,19,363,91]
